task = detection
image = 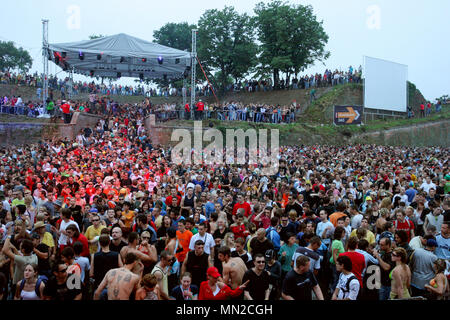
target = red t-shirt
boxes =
[196,102,204,111]
[394,219,415,241]
[339,251,365,288]
[420,104,425,110]
[198,281,243,300]
[61,103,71,114]
[232,202,251,217]
[230,223,249,240]
[68,233,90,257]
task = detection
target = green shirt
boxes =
[11,199,25,207]
[46,101,54,111]
[445,182,450,194]
[279,243,299,272]
[329,239,345,265]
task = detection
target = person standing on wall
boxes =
[61,100,71,124]
[196,100,204,120]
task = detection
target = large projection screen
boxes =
[364,56,408,112]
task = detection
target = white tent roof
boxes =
[47,33,191,79]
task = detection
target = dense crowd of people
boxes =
[0,94,301,124]
[0,99,449,301]
[1,66,363,100]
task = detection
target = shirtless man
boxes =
[217,246,247,290]
[120,232,156,274]
[94,252,141,300]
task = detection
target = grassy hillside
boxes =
[302,82,427,124]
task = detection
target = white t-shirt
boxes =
[351,214,363,230]
[409,236,424,250]
[189,232,215,255]
[58,220,79,246]
[420,182,436,194]
[316,221,334,246]
[336,272,360,300]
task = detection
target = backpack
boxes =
[341,275,359,298]
[19,275,48,298]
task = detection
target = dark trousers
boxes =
[64,113,71,123]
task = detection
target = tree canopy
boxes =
[254,0,329,87]
[153,22,196,52]
[197,6,258,94]
[0,41,33,73]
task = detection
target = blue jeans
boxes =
[379,285,391,300]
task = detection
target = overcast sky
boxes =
[1,0,449,100]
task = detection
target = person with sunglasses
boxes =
[242,253,271,300]
[84,214,106,255]
[43,260,82,300]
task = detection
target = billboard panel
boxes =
[364,56,408,112]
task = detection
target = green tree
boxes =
[254,1,329,88]
[153,22,196,51]
[0,41,33,73]
[197,6,258,95]
[152,22,196,90]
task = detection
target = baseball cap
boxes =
[89,208,98,213]
[366,196,372,201]
[206,267,221,279]
[265,249,276,261]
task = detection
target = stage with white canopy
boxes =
[47,33,191,80]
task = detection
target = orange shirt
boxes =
[121,210,135,228]
[329,211,347,227]
[176,229,193,262]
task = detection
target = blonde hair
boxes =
[24,195,33,206]
[379,197,392,209]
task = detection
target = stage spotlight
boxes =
[117,72,121,78]
[157,56,163,64]
[175,58,180,64]
[79,52,85,60]
[142,58,147,63]
[120,57,125,63]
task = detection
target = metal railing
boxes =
[151,109,298,124]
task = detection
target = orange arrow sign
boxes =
[337,107,360,124]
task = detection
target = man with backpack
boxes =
[265,217,281,252]
[394,209,415,242]
[332,255,360,300]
